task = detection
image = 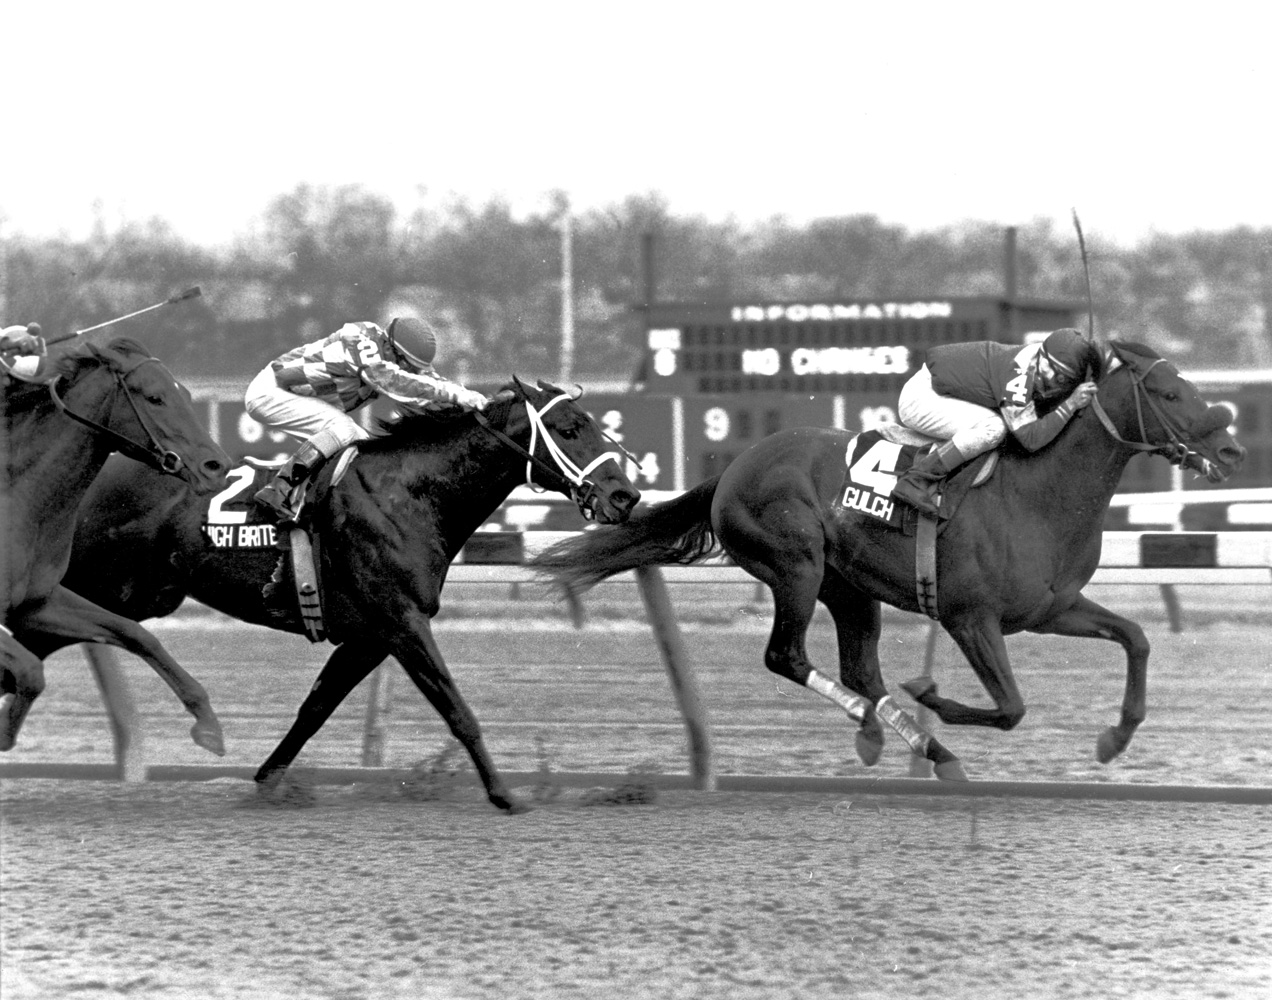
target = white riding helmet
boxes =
[386,317,438,373]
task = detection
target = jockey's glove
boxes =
[459,389,490,411]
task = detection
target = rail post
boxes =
[83,645,145,781]
[361,664,395,767]
[635,565,716,790]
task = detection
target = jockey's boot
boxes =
[891,442,965,517]
[254,441,326,522]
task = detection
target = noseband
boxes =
[48,355,185,474]
[1089,355,1210,472]
[474,389,624,520]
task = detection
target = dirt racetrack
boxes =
[3,582,1271,998]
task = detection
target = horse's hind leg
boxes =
[817,571,966,778]
[0,629,45,751]
[15,586,224,756]
[255,642,388,794]
[816,574,887,765]
[390,614,526,815]
[1033,594,1150,762]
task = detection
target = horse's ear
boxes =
[567,383,583,400]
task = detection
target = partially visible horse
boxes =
[62,377,640,812]
[532,341,1244,778]
[2,337,231,751]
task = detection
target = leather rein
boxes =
[472,389,625,520]
[47,356,185,474]
[1088,354,1198,468]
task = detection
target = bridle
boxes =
[1088,351,1205,471]
[48,352,186,474]
[473,385,624,520]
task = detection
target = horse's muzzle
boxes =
[573,481,641,524]
[1183,438,1245,483]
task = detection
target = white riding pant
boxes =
[898,365,1007,458]
[244,366,371,458]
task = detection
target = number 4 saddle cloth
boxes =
[836,425,997,533]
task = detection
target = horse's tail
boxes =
[531,476,722,593]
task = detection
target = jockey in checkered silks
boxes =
[245,317,489,521]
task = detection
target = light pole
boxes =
[559,205,574,384]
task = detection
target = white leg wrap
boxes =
[805,670,870,723]
[875,695,932,757]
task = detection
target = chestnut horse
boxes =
[2,338,230,752]
[532,341,1244,779]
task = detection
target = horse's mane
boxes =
[1104,340,1163,375]
[357,380,522,453]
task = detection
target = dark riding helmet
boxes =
[1038,328,1096,386]
[385,316,437,373]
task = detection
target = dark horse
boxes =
[61,377,640,812]
[532,341,1244,779]
[2,337,231,752]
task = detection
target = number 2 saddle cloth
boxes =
[836,424,997,535]
[201,452,358,643]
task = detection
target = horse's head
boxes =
[489,376,641,524]
[56,338,231,494]
[1093,341,1245,483]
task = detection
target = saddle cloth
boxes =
[835,426,996,531]
[199,454,358,644]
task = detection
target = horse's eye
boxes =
[145,395,165,406]
[1160,390,1179,402]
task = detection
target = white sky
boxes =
[4,2,1269,249]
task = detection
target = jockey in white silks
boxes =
[245,316,489,521]
[891,328,1101,516]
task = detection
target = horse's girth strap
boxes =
[915,514,939,620]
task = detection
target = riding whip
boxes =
[47,286,203,345]
[1071,209,1096,342]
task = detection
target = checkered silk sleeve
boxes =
[270,322,479,411]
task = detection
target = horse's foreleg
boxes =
[1033,594,1149,762]
[903,615,1026,734]
[15,587,224,756]
[390,614,526,815]
[0,627,45,751]
[255,642,388,792]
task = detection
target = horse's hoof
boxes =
[494,794,533,815]
[934,760,970,782]
[855,729,884,767]
[255,771,315,808]
[1096,727,1128,764]
[191,720,226,756]
[901,677,937,702]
